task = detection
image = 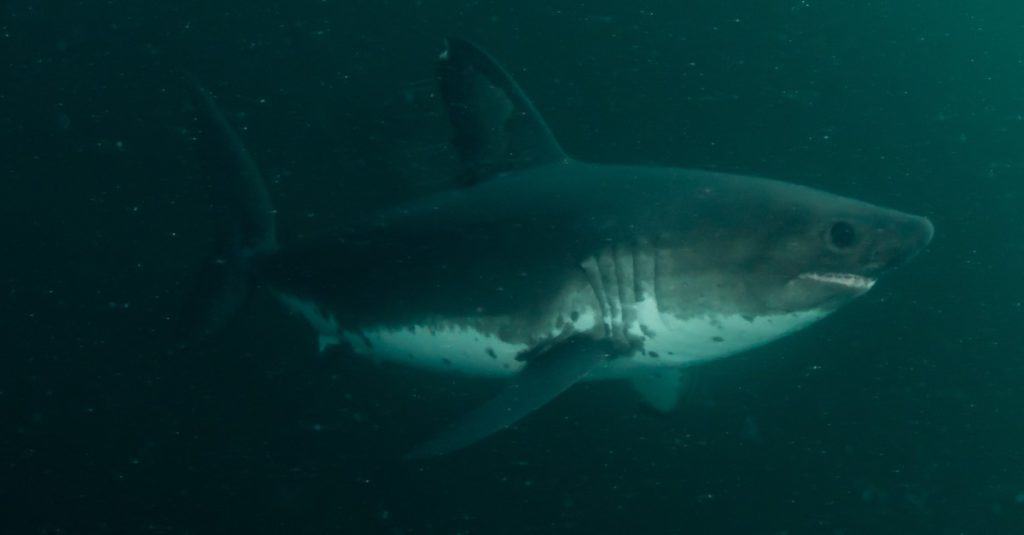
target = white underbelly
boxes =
[275,291,599,377]
[592,306,828,379]
[276,292,826,379]
[345,324,530,376]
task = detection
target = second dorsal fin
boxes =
[438,38,567,186]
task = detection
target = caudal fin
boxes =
[178,81,278,338]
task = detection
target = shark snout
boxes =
[859,214,933,274]
[906,214,934,256]
[921,216,935,246]
[877,214,934,270]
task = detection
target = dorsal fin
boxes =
[438,38,567,186]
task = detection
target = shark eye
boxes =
[829,221,858,249]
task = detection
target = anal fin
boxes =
[629,369,692,413]
[275,292,342,353]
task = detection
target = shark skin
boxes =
[182,38,934,458]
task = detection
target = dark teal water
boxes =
[3,1,1023,533]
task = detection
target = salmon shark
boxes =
[181,38,934,458]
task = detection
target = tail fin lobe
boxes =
[179,81,278,339]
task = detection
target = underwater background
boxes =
[2,0,1023,533]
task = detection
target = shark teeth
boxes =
[798,272,876,291]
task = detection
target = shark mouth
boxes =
[797,272,876,291]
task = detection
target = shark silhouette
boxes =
[181,39,934,458]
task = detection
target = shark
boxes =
[181,38,934,458]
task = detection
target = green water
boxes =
[2,1,1022,533]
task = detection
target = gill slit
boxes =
[580,239,664,346]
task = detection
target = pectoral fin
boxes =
[406,337,610,459]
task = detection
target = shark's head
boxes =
[654,173,934,319]
[761,189,933,312]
